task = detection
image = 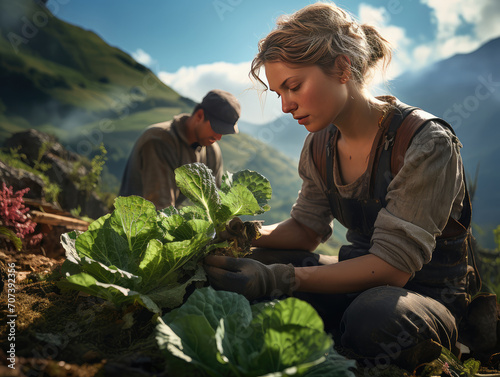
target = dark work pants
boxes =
[247,248,459,372]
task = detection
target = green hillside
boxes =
[0,0,194,140]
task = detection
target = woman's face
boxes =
[264,62,347,133]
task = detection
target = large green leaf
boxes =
[158,288,250,376]
[75,228,133,271]
[158,213,185,241]
[110,195,161,261]
[77,256,142,289]
[175,163,222,223]
[170,219,214,241]
[59,272,160,313]
[179,205,209,220]
[220,170,272,218]
[218,298,334,376]
[157,315,226,377]
[137,235,209,291]
[232,170,272,209]
[148,264,207,310]
[157,288,354,377]
[163,286,252,329]
[220,184,266,217]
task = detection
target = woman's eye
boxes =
[291,84,301,92]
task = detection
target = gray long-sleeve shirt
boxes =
[119,114,223,210]
[291,117,465,275]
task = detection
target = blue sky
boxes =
[51,0,500,124]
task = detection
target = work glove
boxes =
[203,255,296,301]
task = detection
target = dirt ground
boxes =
[0,230,170,377]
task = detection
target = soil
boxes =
[0,240,169,377]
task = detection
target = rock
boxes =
[5,128,80,163]
[3,129,110,219]
[0,160,44,198]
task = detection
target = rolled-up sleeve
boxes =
[291,134,334,242]
[370,122,465,274]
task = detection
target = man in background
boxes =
[119,89,240,209]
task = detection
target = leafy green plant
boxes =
[8,145,28,162]
[32,140,52,173]
[420,347,480,377]
[59,163,272,313]
[0,226,22,251]
[475,225,500,298]
[77,143,108,193]
[175,163,271,235]
[156,287,356,377]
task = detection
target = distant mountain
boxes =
[238,115,309,162]
[391,37,500,247]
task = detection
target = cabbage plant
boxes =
[58,163,272,313]
[156,287,356,377]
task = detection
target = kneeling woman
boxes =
[204,2,473,371]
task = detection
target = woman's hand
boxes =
[203,255,296,301]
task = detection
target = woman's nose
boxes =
[281,96,297,114]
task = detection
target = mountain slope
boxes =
[238,116,310,162]
[0,0,195,141]
[390,37,500,247]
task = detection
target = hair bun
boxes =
[361,24,391,67]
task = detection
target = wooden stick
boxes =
[29,210,89,231]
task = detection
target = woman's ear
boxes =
[335,55,352,83]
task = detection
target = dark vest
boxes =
[311,100,478,319]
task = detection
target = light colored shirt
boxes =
[119,114,223,210]
[291,118,465,274]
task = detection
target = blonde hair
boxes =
[250,2,392,88]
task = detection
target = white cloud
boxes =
[358,0,500,81]
[132,49,155,67]
[159,61,283,124]
[358,3,389,26]
[358,4,412,81]
[418,0,500,62]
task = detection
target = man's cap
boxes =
[200,89,241,135]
